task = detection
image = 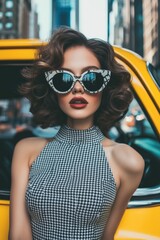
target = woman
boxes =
[9,27,144,240]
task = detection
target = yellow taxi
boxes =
[0,39,160,240]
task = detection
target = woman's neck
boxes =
[67,118,94,130]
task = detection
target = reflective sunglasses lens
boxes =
[83,72,104,92]
[52,73,73,92]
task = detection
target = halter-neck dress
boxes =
[26,125,117,240]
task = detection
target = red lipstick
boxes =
[69,97,88,109]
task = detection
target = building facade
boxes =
[142,0,160,66]
[51,0,79,31]
[0,0,39,39]
[107,0,160,67]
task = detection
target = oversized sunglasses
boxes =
[45,69,111,94]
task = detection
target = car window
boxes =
[0,62,32,99]
[147,62,160,89]
[0,63,59,200]
[109,97,160,189]
[0,97,59,200]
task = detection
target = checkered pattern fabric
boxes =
[26,125,117,240]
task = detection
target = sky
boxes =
[32,0,107,41]
[32,0,52,40]
[79,0,107,40]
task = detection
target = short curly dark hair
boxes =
[20,26,133,136]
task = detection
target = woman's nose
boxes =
[72,80,84,94]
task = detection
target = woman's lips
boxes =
[69,97,88,109]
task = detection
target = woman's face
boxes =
[57,46,102,129]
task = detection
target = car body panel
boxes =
[114,46,160,136]
[0,201,9,239]
[0,39,43,60]
[115,206,160,239]
[114,46,160,105]
[0,39,160,239]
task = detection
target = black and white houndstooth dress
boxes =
[26,125,117,240]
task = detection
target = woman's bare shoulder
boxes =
[13,137,53,167]
[102,138,144,175]
[113,142,144,174]
[16,136,51,147]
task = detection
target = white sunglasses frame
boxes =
[45,69,111,94]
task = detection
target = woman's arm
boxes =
[9,139,33,240]
[102,144,144,240]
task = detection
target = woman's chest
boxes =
[26,143,116,223]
